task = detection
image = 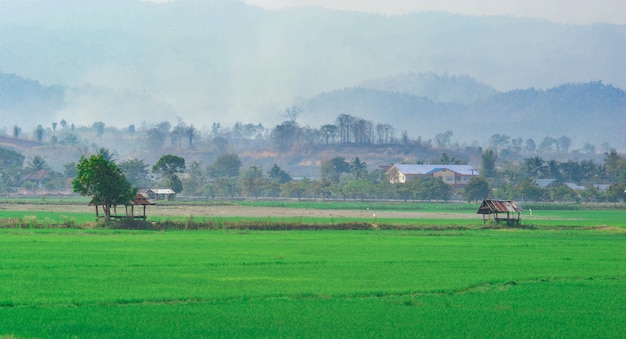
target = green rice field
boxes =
[0,201,625,337]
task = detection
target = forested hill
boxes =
[0,73,65,118]
[300,79,626,147]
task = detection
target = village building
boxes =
[385,164,479,190]
[145,188,177,201]
[21,169,49,189]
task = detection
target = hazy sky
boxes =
[245,0,626,25]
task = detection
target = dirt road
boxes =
[2,203,480,220]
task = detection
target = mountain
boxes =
[360,72,498,104]
[1,0,624,133]
[0,73,65,125]
[300,78,626,148]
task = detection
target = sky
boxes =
[244,0,626,25]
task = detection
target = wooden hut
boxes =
[476,199,522,225]
[91,193,155,221]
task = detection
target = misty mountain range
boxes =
[0,0,625,149]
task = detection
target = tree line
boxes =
[2,145,625,204]
[5,105,617,159]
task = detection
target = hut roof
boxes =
[476,199,522,215]
[22,169,49,181]
[89,193,155,206]
[132,193,155,205]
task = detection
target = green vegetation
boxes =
[72,153,137,221]
[0,228,624,337]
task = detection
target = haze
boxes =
[245,0,626,25]
[1,0,624,147]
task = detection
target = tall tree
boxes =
[481,149,497,178]
[119,159,152,188]
[152,155,186,193]
[320,124,338,144]
[72,154,137,222]
[350,157,368,180]
[35,125,45,142]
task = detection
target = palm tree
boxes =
[350,157,368,180]
[26,155,49,173]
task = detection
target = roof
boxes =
[89,193,155,206]
[534,178,557,188]
[389,164,479,176]
[22,169,49,181]
[477,199,522,214]
[565,183,585,191]
[132,193,155,205]
[148,188,176,194]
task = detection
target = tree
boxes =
[152,155,186,193]
[147,127,167,149]
[280,179,310,201]
[240,165,265,198]
[210,154,242,178]
[489,133,510,151]
[538,136,557,153]
[434,130,453,148]
[516,179,544,202]
[320,124,338,144]
[350,157,368,180]
[268,164,292,184]
[185,125,198,147]
[271,121,299,151]
[524,138,536,153]
[320,157,350,183]
[72,154,137,222]
[523,156,546,178]
[283,105,302,123]
[481,149,497,178]
[604,184,626,203]
[63,162,77,178]
[461,177,490,202]
[118,159,152,188]
[25,155,49,173]
[97,148,115,161]
[343,179,372,200]
[0,147,25,168]
[92,121,105,137]
[558,136,572,153]
[35,125,45,142]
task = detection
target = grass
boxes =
[0,228,624,337]
[1,202,626,229]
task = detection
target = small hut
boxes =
[91,193,155,221]
[146,188,177,201]
[476,199,522,225]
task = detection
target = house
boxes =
[534,179,557,188]
[476,199,522,225]
[145,188,177,201]
[386,164,479,188]
[22,169,49,189]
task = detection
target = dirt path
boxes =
[2,203,481,220]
